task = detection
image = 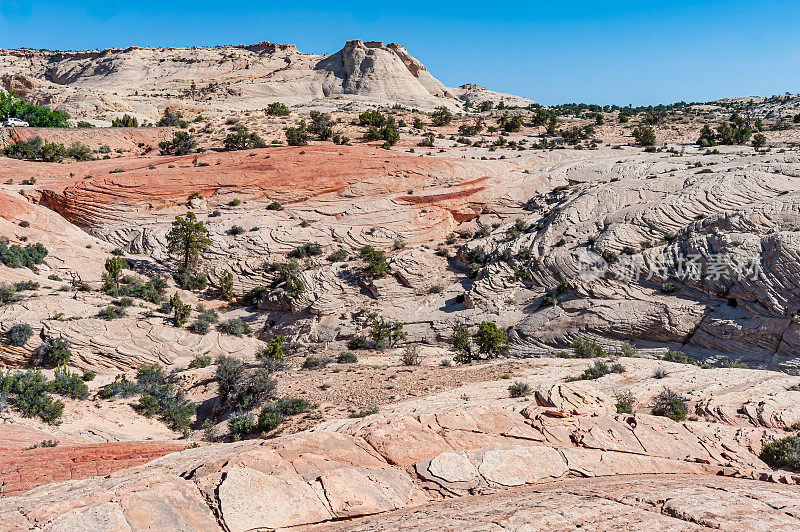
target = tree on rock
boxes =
[102,256,127,293]
[167,212,211,272]
[475,321,509,358]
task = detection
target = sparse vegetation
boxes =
[651,388,687,421]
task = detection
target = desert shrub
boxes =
[159,131,196,155]
[243,286,269,307]
[400,345,422,366]
[111,114,138,127]
[13,280,37,292]
[256,335,285,362]
[651,388,687,421]
[360,246,390,279]
[266,102,290,116]
[288,242,323,259]
[174,270,208,291]
[0,284,20,304]
[99,378,139,398]
[309,111,333,140]
[475,321,509,358]
[227,225,245,236]
[257,408,284,432]
[3,369,65,424]
[364,116,399,147]
[0,241,48,269]
[499,113,524,132]
[632,125,656,146]
[508,381,531,398]
[67,141,93,161]
[38,337,71,366]
[571,337,605,358]
[218,270,234,300]
[759,436,800,470]
[7,323,33,347]
[327,250,348,262]
[359,110,386,127]
[156,108,183,127]
[752,133,766,149]
[139,383,194,437]
[168,292,191,327]
[267,201,283,211]
[619,341,638,357]
[82,371,95,381]
[431,106,453,126]
[224,124,266,150]
[228,411,256,441]
[652,367,670,379]
[615,391,636,413]
[662,350,695,365]
[576,360,611,380]
[97,305,126,320]
[367,314,407,350]
[285,121,309,146]
[48,366,89,400]
[450,322,474,363]
[348,405,379,418]
[188,354,212,369]
[190,306,218,335]
[270,396,311,416]
[336,352,357,363]
[302,356,333,370]
[216,356,275,411]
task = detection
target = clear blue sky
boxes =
[1,0,798,106]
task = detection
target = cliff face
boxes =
[0,40,457,117]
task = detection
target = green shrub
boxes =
[99,379,139,398]
[288,242,323,259]
[302,356,333,370]
[337,352,357,363]
[327,250,348,262]
[0,241,48,269]
[257,408,284,432]
[174,270,208,291]
[266,102,290,116]
[400,345,421,365]
[159,131,196,155]
[111,114,138,127]
[431,106,453,126]
[4,369,65,424]
[508,381,531,398]
[368,314,407,350]
[348,405,379,418]
[243,286,269,307]
[97,305,126,320]
[575,360,611,380]
[360,246,390,279]
[229,411,256,441]
[0,284,21,304]
[285,121,309,146]
[82,370,96,381]
[256,335,285,362]
[759,436,800,470]
[475,321,509,358]
[67,141,93,161]
[662,350,695,365]
[48,366,89,400]
[632,125,656,146]
[651,389,688,421]
[224,125,266,150]
[267,201,283,211]
[218,318,252,337]
[269,396,311,416]
[571,337,605,358]
[38,337,71,366]
[615,391,636,414]
[188,354,212,368]
[7,323,33,347]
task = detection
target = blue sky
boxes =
[1,0,798,105]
